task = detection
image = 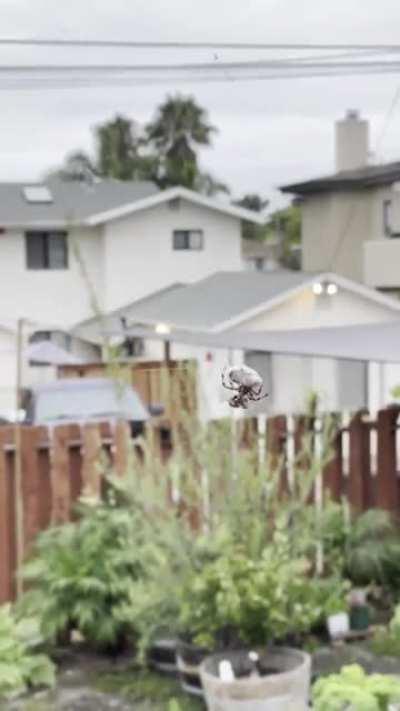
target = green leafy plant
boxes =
[312,664,400,710]
[370,604,400,658]
[19,497,155,652]
[178,533,348,649]
[0,604,55,699]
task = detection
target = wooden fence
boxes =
[1,406,400,604]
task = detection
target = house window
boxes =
[25,231,68,269]
[29,331,51,344]
[173,230,204,250]
[383,199,392,237]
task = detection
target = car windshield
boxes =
[35,382,149,423]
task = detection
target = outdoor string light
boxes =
[312,281,338,296]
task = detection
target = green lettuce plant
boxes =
[312,664,400,711]
[0,604,55,699]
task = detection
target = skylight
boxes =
[22,186,53,204]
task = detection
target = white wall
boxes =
[238,286,399,331]
[0,227,104,329]
[103,200,242,311]
[0,330,17,418]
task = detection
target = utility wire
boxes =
[1,38,400,51]
[2,59,400,73]
[2,62,400,91]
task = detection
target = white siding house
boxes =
[0,179,265,417]
[0,181,260,329]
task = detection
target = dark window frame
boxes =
[25,230,68,270]
[383,199,392,237]
[172,229,204,251]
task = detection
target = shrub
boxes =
[20,498,154,652]
[312,664,400,711]
[0,604,55,699]
[178,535,348,649]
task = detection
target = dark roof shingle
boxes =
[281,161,400,195]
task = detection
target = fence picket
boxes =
[0,428,16,603]
[376,406,400,512]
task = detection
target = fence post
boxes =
[114,420,131,477]
[50,425,72,524]
[20,427,44,551]
[267,415,288,496]
[376,406,400,512]
[348,411,371,512]
[81,424,103,500]
[0,428,16,603]
[322,415,343,502]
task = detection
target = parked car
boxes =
[25,377,163,436]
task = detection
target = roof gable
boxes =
[86,186,268,226]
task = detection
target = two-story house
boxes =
[0,178,266,417]
[0,178,266,329]
[281,109,400,296]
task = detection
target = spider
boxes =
[222,364,269,409]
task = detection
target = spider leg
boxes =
[221,367,239,391]
[249,391,269,402]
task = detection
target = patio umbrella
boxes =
[115,320,400,363]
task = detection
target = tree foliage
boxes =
[51,97,229,195]
[233,193,269,241]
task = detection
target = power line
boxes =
[1,38,400,51]
[1,62,400,91]
[2,59,400,73]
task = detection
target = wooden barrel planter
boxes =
[176,639,211,696]
[148,638,178,674]
[199,647,311,711]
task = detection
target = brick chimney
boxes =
[335,109,369,172]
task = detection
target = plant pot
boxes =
[327,612,350,640]
[200,647,311,711]
[350,604,370,631]
[148,638,177,674]
[176,638,211,696]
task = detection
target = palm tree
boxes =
[96,115,154,181]
[146,95,217,190]
[52,115,156,183]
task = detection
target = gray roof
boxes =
[281,160,400,196]
[73,282,186,341]
[75,271,312,340]
[0,177,159,227]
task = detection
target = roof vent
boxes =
[22,186,53,204]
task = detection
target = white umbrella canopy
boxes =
[119,320,400,363]
[25,341,84,365]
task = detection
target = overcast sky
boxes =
[2,0,400,208]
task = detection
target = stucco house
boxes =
[75,270,400,420]
[281,109,400,296]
